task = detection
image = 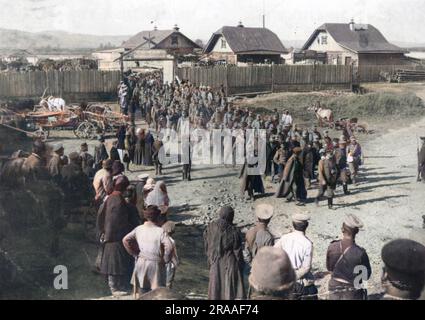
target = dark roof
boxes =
[302,23,407,54]
[204,26,286,54]
[123,29,200,50]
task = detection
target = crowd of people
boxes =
[1,70,424,301]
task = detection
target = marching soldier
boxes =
[274,213,317,300]
[380,239,425,300]
[326,214,371,300]
[334,137,350,195]
[315,149,338,209]
[347,136,362,185]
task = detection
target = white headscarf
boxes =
[145,181,169,207]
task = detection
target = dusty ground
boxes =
[2,83,425,299]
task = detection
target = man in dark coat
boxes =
[204,206,245,300]
[326,214,371,300]
[94,136,109,171]
[109,141,121,162]
[301,142,314,189]
[96,175,141,296]
[418,137,425,183]
[334,137,350,195]
[275,147,307,206]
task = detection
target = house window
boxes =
[171,35,178,45]
[221,39,227,49]
[321,36,328,45]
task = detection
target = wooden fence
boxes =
[0,70,121,100]
[357,64,425,82]
[177,65,353,95]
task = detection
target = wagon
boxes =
[74,105,129,140]
[17,110,80,140]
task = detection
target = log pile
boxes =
[393,69,425,83]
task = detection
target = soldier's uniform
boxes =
[326,214,371,300]
[244,204,275,265]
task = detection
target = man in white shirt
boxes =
[274,213,317,299]
[281,110,293,128]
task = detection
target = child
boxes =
[162,221,179,289]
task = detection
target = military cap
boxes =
[97,135,105,142]
[292,213,311,224]
[138,173,150,181]
[255,204,274,220]
[382,239,425,274]
[420,137,425,141]
[53,143,63,152]
[249,247,296,293]
[344,214,364,229]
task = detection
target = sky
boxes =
[1,0,424,43]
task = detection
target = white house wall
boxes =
[306,30,358,65]
[211,35,233,53]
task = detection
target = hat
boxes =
[255,204,274,220]
[292,147,302,155]
[344,214,364,229]
[382,239,425,275]
[249,247,296,293]
[102,159,113,170]
[420,137,425,141]
[138,174,150,181]
[68,152,80,162]
[292,213,310,224]
[53,143,63,152]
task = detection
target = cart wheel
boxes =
[75,122,88,139]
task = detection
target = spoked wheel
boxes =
[75,121,98,140]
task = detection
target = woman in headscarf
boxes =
[203,206,245,300]
[145,181,170,214]
[143,178,156,200]
[96,175,141,296]
[133,128,145,166]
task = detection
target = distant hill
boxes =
[0,28,130,50]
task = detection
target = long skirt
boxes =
[133,143,145,165]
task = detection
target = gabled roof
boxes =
[302,23,407,54]
[204,26,286,54]
[122,29,201,50]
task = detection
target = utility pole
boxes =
[262,0,266,28]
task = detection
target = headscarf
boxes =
[217,206,235,231]
[114,175,130,192]
[143,178,156,192]
[145,181,169,207]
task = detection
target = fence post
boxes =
[271,64,275,93]
[225,65,229,96]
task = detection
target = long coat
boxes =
[239,163,265,196]
[275,154,306,200]
[419,144,425,181]
[204,220,245,300]
[97,192,141,276]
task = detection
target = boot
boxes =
[328,198,333,210]
[343,184,350,195]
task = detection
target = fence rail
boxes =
[0,70,121,99]
[357,64,425,82]
[177,65,353,95]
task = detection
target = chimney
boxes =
[173,24,180,32]
[349,19,355,31]
[237,21,244,28]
